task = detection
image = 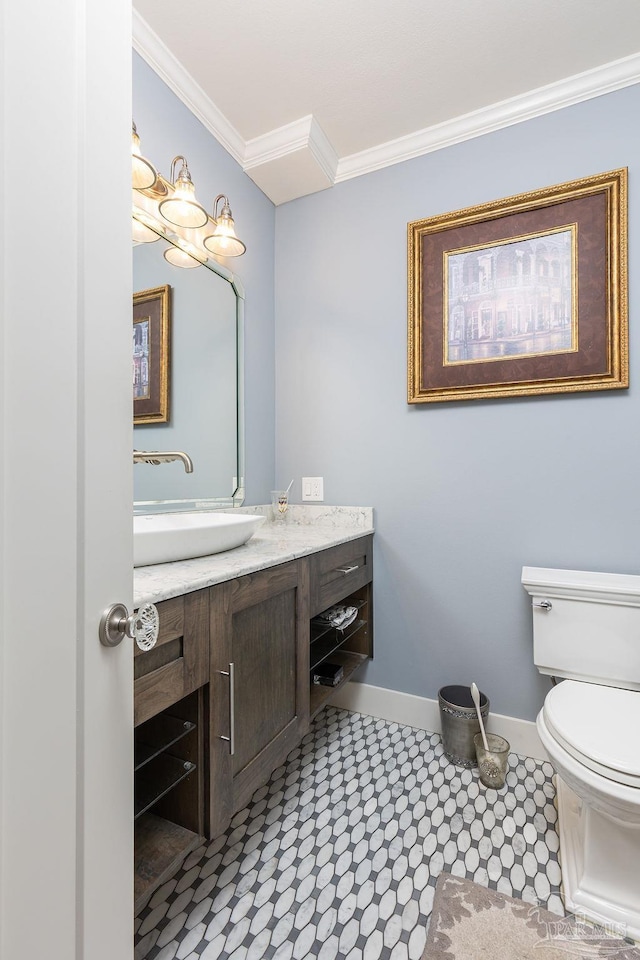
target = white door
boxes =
[1,3,133,959]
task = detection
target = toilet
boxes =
[522,566,640,941]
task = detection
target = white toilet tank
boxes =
[522,566,640,691]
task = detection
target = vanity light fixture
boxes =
[131,128,246,267]
[162,239,203,269]
[131,121,158,191]
[203,195,247,258]
[158,155,208,230]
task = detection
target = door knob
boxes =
[99,602,159,649]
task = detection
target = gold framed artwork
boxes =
[408,169,628,403]
[133,284,171,425]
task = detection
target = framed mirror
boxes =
[133,215,244,514]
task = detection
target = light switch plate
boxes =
[302,477,324,501]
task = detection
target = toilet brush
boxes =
[470,682,489,751]
[471,682,502,784]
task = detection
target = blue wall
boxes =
[134,53,276,504]
[135,52,640,722]
[275,85,640,721]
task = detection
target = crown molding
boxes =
[244,114,337,179]
[132,17,640,204]
[243,119,339,204]
[336,52,640,183]
[132,10,245,165]
[306,116,339,184]
[243,115,315,169]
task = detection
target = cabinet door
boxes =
[209,560,309,837]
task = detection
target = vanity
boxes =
[132,508,374,912]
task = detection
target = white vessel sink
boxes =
[134,512,265,567]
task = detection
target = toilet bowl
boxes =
[538,680,640,940]
[522,566,640,942]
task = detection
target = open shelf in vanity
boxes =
[307,537,373,719]
[135,713,197,819]
[310,596,367,668]
[134,690,206,914]
[133,589,209,915]
[309,585,372,717]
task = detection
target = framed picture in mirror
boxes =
[133,284,171,424]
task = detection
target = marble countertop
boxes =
[134,505,374,606]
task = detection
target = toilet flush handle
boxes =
[533,599,553,611]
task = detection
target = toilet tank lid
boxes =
[522,566,640,607]
[544,681,640,783]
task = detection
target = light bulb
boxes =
[159,156,208,229]
[132,218,160,244]
[203,197,246,257]
[162,239,203,269]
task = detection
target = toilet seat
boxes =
[543,680,640,789]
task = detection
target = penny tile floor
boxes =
[135,706,563,960]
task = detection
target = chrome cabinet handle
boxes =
[533,599,553,611]
[99,602,159,649]
[337,565,359,575]
[218,662,235,756]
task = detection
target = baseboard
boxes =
[329,681,546,762]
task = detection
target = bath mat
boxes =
[422,872,640,959]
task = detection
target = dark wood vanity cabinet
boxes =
[133,533,373,909]
[208,559,310,837]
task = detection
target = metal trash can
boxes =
[438,685,489,767]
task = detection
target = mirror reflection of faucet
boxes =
[133,450,194,473]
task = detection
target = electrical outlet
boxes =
[302,477,324,501]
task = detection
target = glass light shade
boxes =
[203,212,246,258]
[159,174,208,229]
[132,154,158,191]
[162,241,203,269]
[132,218,160,243]
[131,125,157,190]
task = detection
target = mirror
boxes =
[133,220,244,513]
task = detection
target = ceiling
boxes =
[132,0,640,205]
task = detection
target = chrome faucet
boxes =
[133,450,194,473]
